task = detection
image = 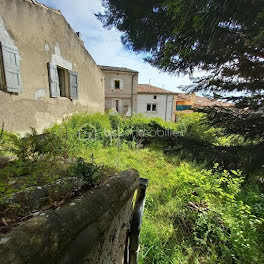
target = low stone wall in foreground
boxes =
[0,169,139,264]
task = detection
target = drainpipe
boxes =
[129,178,149,264]
[165,95,168,121]
[171,96,174,122]
[131,74,137,116]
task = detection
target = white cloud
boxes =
[38,0,196,92]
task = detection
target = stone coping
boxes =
[0,169,139,264]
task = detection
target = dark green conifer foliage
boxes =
[97,0,264,137]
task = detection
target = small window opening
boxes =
[57,67,68,97]
[154,95,157,99]
[147,103,157,112]
[147,104,151,111]
[115,80,120,90]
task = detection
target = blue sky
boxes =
[38,0,195,93]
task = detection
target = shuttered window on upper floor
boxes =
[0,42,22,94]
[111,79,123,91]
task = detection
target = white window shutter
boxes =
[48,63,60,98]
[112,98,115,108]
[1,43,22,93]
[69,71,78,99]
[120,79,124,90]
[119,99,122,112]
[111,80,114,91]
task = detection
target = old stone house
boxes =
[0,0,105,134]
[137,84,176,121]
[100,66,138,116]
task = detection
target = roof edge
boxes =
[99,65,139,74]
[138,84,177,95]
[24,0,62,15]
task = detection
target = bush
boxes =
[140,162,264,264]
[71,157,100,184]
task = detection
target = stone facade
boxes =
[0,0,105,134]
[100,66,138,116]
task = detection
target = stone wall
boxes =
[0,0,105,134]
[0,169,139,264]
[103,71,138,115]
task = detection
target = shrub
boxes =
[71,157,100,184]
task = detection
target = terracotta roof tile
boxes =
[194,95,233,107]
[175,92,233,107]
[138,84,176,94]
[175,93,191,101]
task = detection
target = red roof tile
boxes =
[138,84,176,94]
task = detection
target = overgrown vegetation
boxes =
[0,112,263,263]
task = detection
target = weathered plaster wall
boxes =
[0,0,105,134]
[0,169,139,264]
[103,71,138,115]
[137,94,174,121]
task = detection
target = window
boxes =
[48,63,78,99]
[0,42,22,93]
[147,103,157,112]
[147,104,151,111]
[57,67,68,97]
[111,79,123,91]
[115,80,120,90]
[154,95,157,99]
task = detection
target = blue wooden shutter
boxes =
[48,63,60,98]
[69,71,78,99]
[1,43,22,93]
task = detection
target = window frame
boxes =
[114,80,120,90]
[152,104,157,112]
[147,104,151,111]
[146,103,157,112]
[48,63,78,100]
[57,66,69,98]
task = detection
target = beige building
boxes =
[100,66,138,116]
[0,0,105,134]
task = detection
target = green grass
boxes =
[77,144,264,264]
[1,112,263,263]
